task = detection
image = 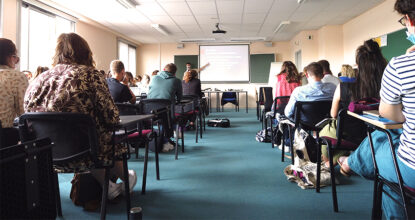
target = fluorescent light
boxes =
[274,21,291,34]
[298,0,306,3]
[180,38,216,43]
[116,0,138,9]
[151,24,169,36]
[230,37,266,42]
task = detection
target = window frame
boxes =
[19,1,75,71]
[117,38,137,75]
[0,0,3,37]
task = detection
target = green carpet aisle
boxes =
[57,109,373,219]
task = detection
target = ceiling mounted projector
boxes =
[212,23,227,34]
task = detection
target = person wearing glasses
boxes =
[338,0,415,218]
[0,38,29,147]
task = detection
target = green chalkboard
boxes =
[174,55,198,80]
[381,29,412,61]
[250,54,275,83]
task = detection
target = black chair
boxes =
[317,109,361,212]
[0,138,55,219]
[365,127,415,219]
[174,99,196,159]
[221,92,238,112]
[256,87,273,120]
[18,112,131,220]
[264,96,291,148]
[282,100,332,164]
[182,95,203,142]
[116,103,162,194]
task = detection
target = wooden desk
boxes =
[347,111,403,130]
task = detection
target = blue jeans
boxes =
[349,129,415,219]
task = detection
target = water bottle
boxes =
[129,207,143,220]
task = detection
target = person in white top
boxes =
[318,60,340,86]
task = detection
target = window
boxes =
[20,3,75,72]
[118,40,136,75]
[0,0,3,37]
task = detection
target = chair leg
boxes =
[288,127,294,165]
[281,124,285,162]
[372,180,383,220]
[53,172,63,217]
[100,168,110,220]
[203,112,206,131]
[175,126,179,160]
[122,154,131,217]
[199,113,203,139]
[135,142,139,159]
[195,118,199,143]
[141,142,149,194]
[154,134,160,180]
[181,126,184,153]
[270,117,274,148]
[316,142,322,193]
[328,146,339,212]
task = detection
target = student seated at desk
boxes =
[106,60,136,104]
[319,60,340,86]
[338,64,356,83]
[339,1,415,218]
[148,63,182,152]
[284,62,336,119]
[182,69,203,98]
[320,39,387,167]
[148,63,182,104]
[24,33,136,201]
[0,38,29,147]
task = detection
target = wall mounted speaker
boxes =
[177,43,184,49]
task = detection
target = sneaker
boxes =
[107,181,122,200]
[122,170,137,195]
[278,144,291,153]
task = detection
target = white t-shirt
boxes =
[322,74,340,86]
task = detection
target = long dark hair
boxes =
[351,39,387,100]
[0,38,17,66]
[279,61,300,83]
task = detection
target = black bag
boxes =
[207,119,230,127]
[70,173,102,211]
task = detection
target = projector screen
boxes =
[199,45,250,83]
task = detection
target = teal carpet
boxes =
[57,109,373,219]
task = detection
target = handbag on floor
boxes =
[207,118,230,127]
[70,173,102,211]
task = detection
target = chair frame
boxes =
[18,112,131,220]
[264,96,290,148]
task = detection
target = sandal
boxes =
[337,156,352,177]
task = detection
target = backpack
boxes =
[70,173,102,211]
[207,119,230,127]
[255,127,272,142]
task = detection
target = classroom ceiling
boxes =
[50,0,385,44]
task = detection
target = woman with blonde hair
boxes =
[24,33,136,200]
[338,64,356,82]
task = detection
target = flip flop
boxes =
[337,157,352,177]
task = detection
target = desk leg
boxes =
[217,92,220,112]
[208,93,211,113]
[236,92,240,112]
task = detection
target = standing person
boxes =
[24,33,136,200]
[318,60,340,86]
[184,62,210,77]
[0,38,29,147]
[106,60,136,104]
[338,1,415,218]
[320,39,387,167]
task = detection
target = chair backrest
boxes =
[0,120,2,149]
[273,96,291,115]
[259,87,273,103]
[19,112,100,164]
[294,100,332,128]
[137,99,172,115]
[182,95,200,108]
[116,103,140,116]
[0,138,56,219]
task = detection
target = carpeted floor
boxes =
[57,109,373,219]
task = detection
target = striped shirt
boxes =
[380,52,415,170]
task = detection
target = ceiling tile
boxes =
[161,2,192,15]
[216,0,243,15]
[171,15,197,25]
[195,15,219,24]
[180,25,202,32]
[242,13,266,24]
[188,1,217,15]
[136,2,166,16]
[244,0,274,13]
[163,25,184,33]
[219,14,242,24]
[149,15,176,26]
